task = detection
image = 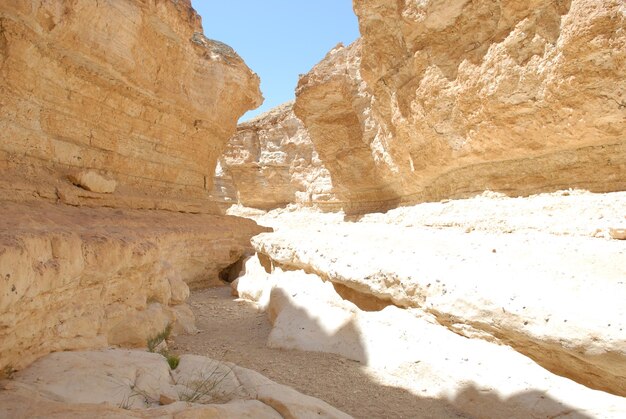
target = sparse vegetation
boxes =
[176,362,235,404]
[116,381,160,409]
[165,353,180,369]
[144,328,237,404]
[146,323,180,370]
[147,323,172,353]
[118,393,133,410]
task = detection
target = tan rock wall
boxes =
[212,102,337,210]
[0,202,267,372]
[295,0,626,214]
[0,0,262,212]
[0,0,267,371]
[294,42,403,214]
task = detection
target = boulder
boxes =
[0,349,351,418]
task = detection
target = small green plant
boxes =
[165,353,180,369]
[146,324,179,370]
[147,323,172,353]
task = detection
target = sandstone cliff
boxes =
[0,0,267,373]
[212,102,337,210]
[0,0,262,212]
[294,0,625,214]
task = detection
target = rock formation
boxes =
[212,102,337,210]
[0,0,267,375]
[233,254,626,418]
[244,190,626,397]
[2,0,625,417]
[0,0,262,212]
[0,349,351,418]
[292,0,626,214]
[0,201,267,372]
[294,41,401,215]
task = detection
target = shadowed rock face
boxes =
[212,102,337,211]
[293,0,626,214]
[0,0,262,212]
[294,41,403,215]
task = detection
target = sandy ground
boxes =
[173,286,468,419]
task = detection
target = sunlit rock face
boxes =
[212,102,337,211]
[294,0,626,214]
[243,190,626,398]
[0,0,262,212]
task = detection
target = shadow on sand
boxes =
[177,286,594,419]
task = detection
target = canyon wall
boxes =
[293,0,626,214]
[0,0,266,372]
[0,202,266,371]
[212,102,337,210]
[0,0,262,212]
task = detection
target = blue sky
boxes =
[191,1,360,121]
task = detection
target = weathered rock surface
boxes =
[0,0,262,212]
[212,102,337,211]
[294,41,397,215]
[244,191,626,397]
[294,0,626,214]
[0,201,267,372]
[0,349,351,418]
[233,255,626,418]
[67,170,117,194]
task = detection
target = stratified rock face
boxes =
[212,102,337,210]
[296,0,626,214]
[294,42,402,214]
[0,201,267,372]
[0,0,262,212]
[0,0,267,373]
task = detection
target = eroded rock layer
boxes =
[245,191,626,397]
[212,102,337,210]
[0,0,270,374]
[294,0,626,214]
[233,255,626,418]
[0,0,262,212]
[0,201,267,372]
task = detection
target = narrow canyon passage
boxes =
[1,0,624,417]
[172,287,467,419]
